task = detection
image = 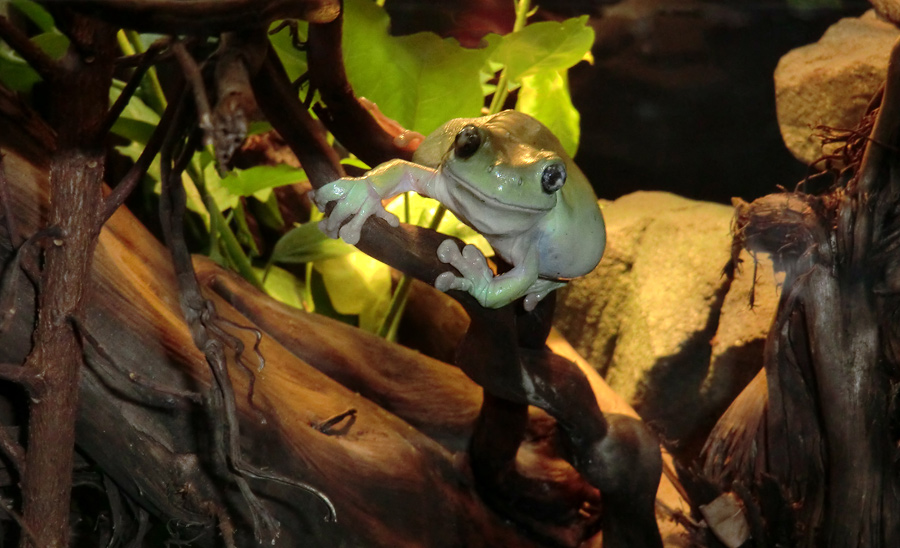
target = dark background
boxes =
[386,0,873,204]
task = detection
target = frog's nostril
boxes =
[541,161,566,194]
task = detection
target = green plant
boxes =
[1,0,595,338]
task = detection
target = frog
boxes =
[311,110,606,311]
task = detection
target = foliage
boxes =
[0,0,594,337]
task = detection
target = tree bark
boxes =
[0,86,687,546]
[700,38,900,548]
[16,13,117,548]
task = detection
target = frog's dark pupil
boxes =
[454,125,481,159]
[541,162,567,194]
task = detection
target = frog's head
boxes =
[422,111,570,235]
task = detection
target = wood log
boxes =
[0,78,687,548]
[0,92,543,547]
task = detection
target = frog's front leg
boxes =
[311,161,435,245]
[435,241,562,310]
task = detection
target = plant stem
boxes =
[488,0,531,114]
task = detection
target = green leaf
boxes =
[488,16,594,83]
[342,0,494,135]
[256,265,307,310]
[222,164,306,201]
[219,164,306,198]
[268,20,309,82]
[271,222,354,264]
[516,70,580,156]
[30,31,68,60]
[384,193,492,256]
[0,52,40,92]
[11,0,55,32]
[0,29,69,92]
[109,81,160,144]
[314,250,392,333]
[204,159,238,211]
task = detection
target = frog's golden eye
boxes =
[454,125,481,159]
[541,161,567,194]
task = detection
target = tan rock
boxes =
[554,191,778,447]
[871,0,900,26]
[774,10,898,166]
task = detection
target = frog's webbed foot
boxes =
[435,240,564,311]
[311,178,399,245]
[522,282,563,312]
[435,240,494,299]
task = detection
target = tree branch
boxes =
[101,38,167,137]
[101,78,184,225]
[307,11,414,167]
[0,16,58,83]
[66,0,340,34]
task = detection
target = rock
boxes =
[871,0,900,26]
[554,191,778,453]
[774,10,899,166]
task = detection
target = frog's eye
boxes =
[541,162,567,194]
[454,125,482,159]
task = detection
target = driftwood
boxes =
[0,54,686,548]
[0,109,547,547]
[699,38,900,548]
[0,2,690,546]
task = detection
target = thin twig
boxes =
[0,227,62,335]
[71,315,202,405]
[0,492,41,547]
[101,79,186,225]
[0,420,25,473]
[0,363,40,392]
[158,104,336,538]
[102,40,166,136]
[0,16,58,82]
[172,41,214,145]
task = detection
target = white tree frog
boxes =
[311,110,606,311]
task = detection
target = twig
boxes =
[0,16,58,83]
[158,101,336,538]
[65,0,340,34]
[0,363,40,392]
[307,12,412,167]
[71,315,202,405]
[0,420,25,474]
[102,39,167,136]
[269,20,307,50]
[172,42,214,146]
[0,493,41,547]
[101,78,186,225]
[314,408,357,434]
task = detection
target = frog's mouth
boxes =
[445,169,554,213]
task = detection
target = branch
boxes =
[66,0,340,34]
[0,16,58,83]
[307,12,415,166]
[251,47,458,286]
[0,408,25,472]
[101,79,184,225]
[101,38,167,137]
[172,42,214,145]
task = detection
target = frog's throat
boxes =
[444,168,554,214]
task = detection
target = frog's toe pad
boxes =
[437,240,462,264]
[317,219,339,240]
[434,271,458,292]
